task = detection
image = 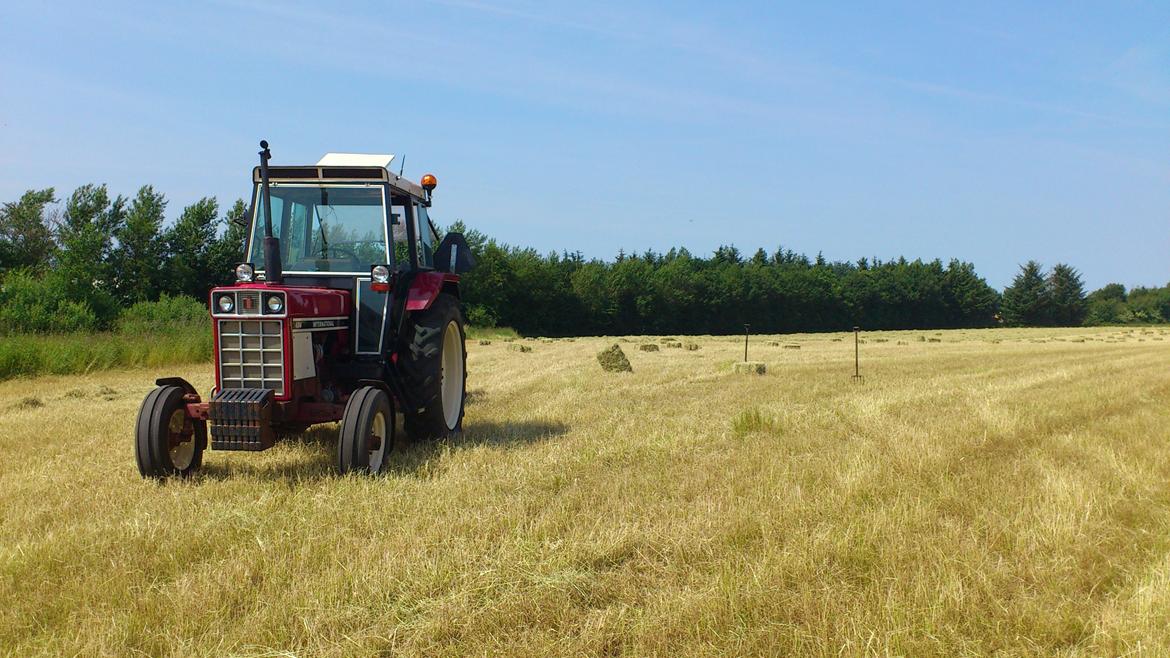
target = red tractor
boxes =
[135,142,474,478]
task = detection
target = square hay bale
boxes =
[639,343,660,352]
[782,344,801,350]
[927,338,941,343]
[684,342,700,351]
[478,339,492,346]
[664,341,683,348]
[897,341,908,345]
[508,344,532,353]
[597,344,633,372]
[768,341,781,347]
[733,361,767,375]
[541,338,555,344]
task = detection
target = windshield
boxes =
[248,184,388,274]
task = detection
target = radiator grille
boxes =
[218,320,285,395]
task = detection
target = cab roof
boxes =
[252,152,426,199]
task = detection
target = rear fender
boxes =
[405,271,460,312]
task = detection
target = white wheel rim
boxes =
[167,409,195,471]
[369,410,387,472]
[440,320,464,430]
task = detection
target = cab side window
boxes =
[415,204,435,268]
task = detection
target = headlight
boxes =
[217,294,235,313]
[371,264,390,284]
[265,294,284,314]
[235,263,254,282]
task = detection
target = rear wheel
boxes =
[336,386,394,475]
[135,385,205,479]
[401,293,466,440]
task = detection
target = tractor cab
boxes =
[135,143,474,479]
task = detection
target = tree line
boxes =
[0,184,1163,335]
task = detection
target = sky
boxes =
[1,1,1168,290]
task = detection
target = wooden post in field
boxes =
[852,326,863,382]
[744,324,750,362]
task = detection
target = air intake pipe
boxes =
[258,140,283,284]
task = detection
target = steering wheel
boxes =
[319,243,360,261]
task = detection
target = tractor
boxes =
[135,142,474,478]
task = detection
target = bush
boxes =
[0,270,100,334]
[465,304,498,328]
[118,294,207,334]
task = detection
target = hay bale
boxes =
[782,344,800,350]
[768,341,780,347]
[597,344,633,372]
[733,361,767,375]
[927,338,942,343]
[638,343,659,352]
[478,339,492,346]
[508,344,532,353]
[541,338,554,344]
[659,337,678,343]
[664,341,683,348]
[684,342,700,351]
[503,337,515,343]
[896,341,908,346]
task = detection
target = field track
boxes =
[2,327,1170,656]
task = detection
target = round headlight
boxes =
[217,294,234,313]
[235,263,254,282]
[266,295,284,313]
[371,265,390,284]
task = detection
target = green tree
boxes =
[1047,263,1087,326]
[206,199,250,288]
[942,260,999,327]
[0,188,57,273]
[1085,283,1126,325]
[164,197,219,299]
[56,184,125,325]
[113,186,167,303]
[1001,261,1049,326]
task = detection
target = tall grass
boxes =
[0,327,211,380]
[0,320,519,381]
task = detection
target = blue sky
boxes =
[1,1,1167,289]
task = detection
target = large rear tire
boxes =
[135,385,205,479]
[401,293,466,440]
[336,386,394,475]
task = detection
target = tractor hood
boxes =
[223,282,351,319]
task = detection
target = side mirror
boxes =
[231,207,250,228]
[433,232,476,274]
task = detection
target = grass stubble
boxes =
[1,327,1169,655]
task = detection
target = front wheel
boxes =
[135,385,205,479]
[336,386,395,475]
[401,293,467,440]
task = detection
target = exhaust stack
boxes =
[258,140,283,284]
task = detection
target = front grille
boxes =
[218,320,285,395]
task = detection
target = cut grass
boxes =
[1,326,1170,655]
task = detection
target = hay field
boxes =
[2,327,1170,656]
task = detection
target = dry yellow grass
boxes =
[3,326,1170,656]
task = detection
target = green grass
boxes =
[0,322,516,382]
[465,324,521,341]
[0,326,211,380]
